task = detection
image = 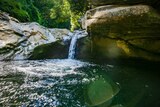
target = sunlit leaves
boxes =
[0,0,87,30]
[50,9,57,19]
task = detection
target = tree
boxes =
[0,0,87,30]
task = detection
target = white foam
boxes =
[0,59,94,106]
[9,59,89,77]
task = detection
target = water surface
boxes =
[0,59,159,107]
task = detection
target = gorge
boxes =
[0,0,160,107]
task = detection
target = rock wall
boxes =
[82,5,160,61]
[87,0,160,11]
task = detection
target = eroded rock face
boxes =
[0,11,80,60]
[83,5,160,61]
[87,0,160,8]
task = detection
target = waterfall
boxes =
[68,33,78,59]
[68,30,88,59]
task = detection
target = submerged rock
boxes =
[82,5,160,61]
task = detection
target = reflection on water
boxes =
[85,77,120,106]
[0,59,160,107]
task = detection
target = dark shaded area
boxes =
[76,37,92,60]
[78,61,160,107]
[29,41,70,60]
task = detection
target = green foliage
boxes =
[0,0,30,21]
[0,0,87,30]
[24,0,42,23]
[68,0,87,30]
[49,0,71,29]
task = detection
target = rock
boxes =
[0,11,73,60]
[83,5,160,61]
[88,0,158,5]
[76,37,92,60]
[87,0,160,11]
[29,41,69,60]
[87,0,160,14]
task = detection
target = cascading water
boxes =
[68,30,87,59]
[68,34,78,59]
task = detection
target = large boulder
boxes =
[87,0,160,14]
[87,0,160,10]
[82,5,160,61]
[0,11,87,60]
